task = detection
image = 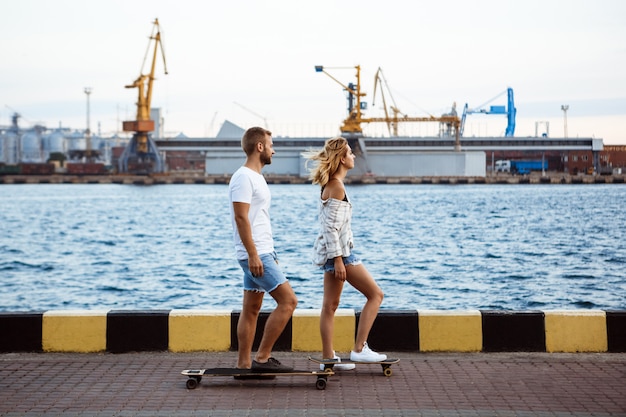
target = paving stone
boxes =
[0,352,624,416]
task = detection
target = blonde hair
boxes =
[241,127,271,156]
[303,137,348,186]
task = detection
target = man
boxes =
[228,126,298,372]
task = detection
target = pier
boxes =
[2,309,624,415]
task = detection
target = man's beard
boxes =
[260,151,272,165]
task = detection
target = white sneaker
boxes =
[319,352,356,371]
[350,342,387,362]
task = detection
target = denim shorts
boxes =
[321,253,362,272]
[238,251,287,293]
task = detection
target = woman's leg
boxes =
[345,263,384,352]
[320,271,344,359]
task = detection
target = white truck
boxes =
[495,160,546,174]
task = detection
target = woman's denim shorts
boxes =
[321,253,362,272]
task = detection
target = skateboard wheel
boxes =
[383,367,393,377]
[186,378,199,389]
[323,367,333,374]
[315,378,327,390]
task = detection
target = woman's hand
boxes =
[334,257,346,282]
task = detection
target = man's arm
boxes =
[232,201,263,277]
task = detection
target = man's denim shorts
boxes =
[238,251,287,293]
[321,252,362,272]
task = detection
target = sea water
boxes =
[0,183,624,311]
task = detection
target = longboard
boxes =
[181,368,333,390]
[308,356,400,377]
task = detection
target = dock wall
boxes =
[1,173,625,185]
[1,309,624,354]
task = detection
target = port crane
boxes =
[460,87,516,137]
[372,67,403,137]
[315,65,462,151]
[119,19,168,174]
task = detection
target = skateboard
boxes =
[308,356,400,377]
[181,368,333,390]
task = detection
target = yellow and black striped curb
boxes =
[1,309,624,353]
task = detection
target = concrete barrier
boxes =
[1,310,625,353]
[168,309,231,352]
[42,310,108,353]
[418,310,482,352]
[545,310,608,352]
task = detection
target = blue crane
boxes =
[460,87,516,137]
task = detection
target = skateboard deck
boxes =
[181,368,333,390]
[308,356,400,377]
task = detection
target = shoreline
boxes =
[1,172,625,185]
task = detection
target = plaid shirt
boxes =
[313,197,354,266]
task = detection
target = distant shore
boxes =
[1,172,625,185]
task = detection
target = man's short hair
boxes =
[241,127,272,156]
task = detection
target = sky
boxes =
[1,0,625,144]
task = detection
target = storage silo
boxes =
[4,132,19,164]
[67,131,86,151]
[45,130,66,154]
[20,131,42,162]
[89,134,102,155]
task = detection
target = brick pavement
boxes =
[0,351,624,416]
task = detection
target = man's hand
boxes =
[248,254,264,278]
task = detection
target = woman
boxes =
[305,137,386,368]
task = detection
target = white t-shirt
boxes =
[229,166,274,260]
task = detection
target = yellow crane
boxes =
[314,65,366,136]
[372,67,404,137]
[120,19,168,173]
[315,65,461,151]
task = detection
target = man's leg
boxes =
[254,282,297,363]
[237,290,263,369]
